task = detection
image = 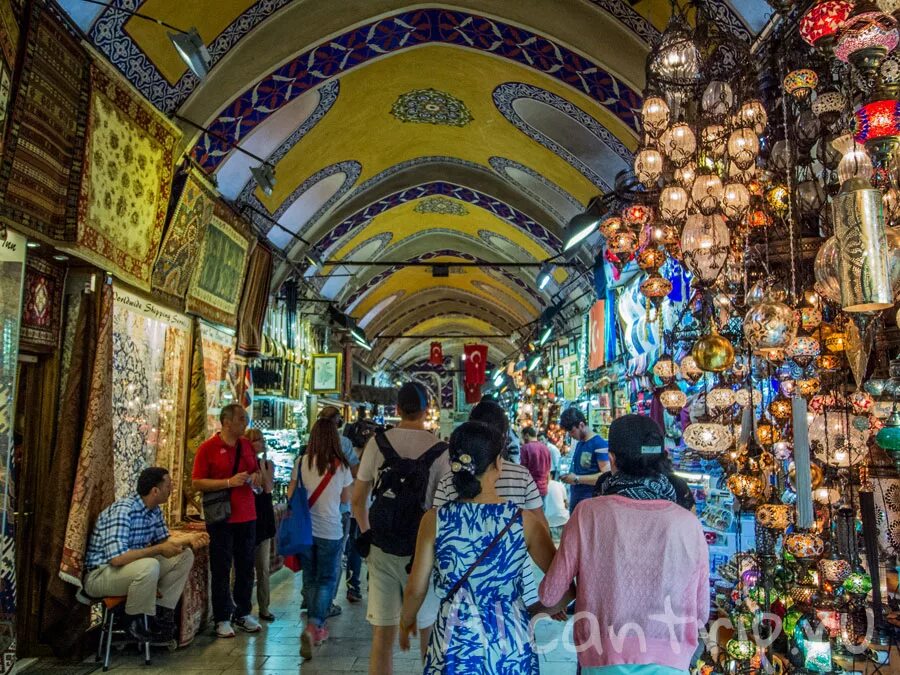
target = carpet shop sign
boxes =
[113,285,191,331]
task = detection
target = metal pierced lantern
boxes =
[702,80,733,116]
[784,69,819,99]
[727,472,765,500]
[728,128,760,170]
[834,10,900,74]
[648,11,702,90]
[659,186,689,223]
[736,99,768,135]
[660,123,697,167]
[769,396,793,420]
[641,96,670,137]
[722,183,751,221]
[744,300,799,356]
[679,355,703,383]
[800,0,854,48]
[608,229,639,256]
[684,422,733,454]
[812,90,847,126]
[635,148,664,186]
[681,213,730,285]
[638,247,667,271]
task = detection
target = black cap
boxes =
[608,414,664,462]
[397,382,429,415]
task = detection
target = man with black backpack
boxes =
[351,382,449,674]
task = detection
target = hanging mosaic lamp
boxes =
[727,471,765,502]
[831,134,894,312]
[818,557,853,584]
[842,571,873,595]
[766,185,791,214]
[637,246,667,272]
[708,386,736,410]
[660,384,688,413]
[854,98,900,163]
[635,148,664,187]
[834,3,900,76]
[784,69,819,99]
[875,406,900,470]
[623,204,654,227]
[652,353,678,382]
[756,422,782,446]
[800,0,854,49]
[756,504,793,529]
[641,96,670,137]
[678,355,703,383]
[786,335,822,367]
[735,388,763,407]
[785,531,826,559]
[684,421,733,454]
[599,216,625,239]
[725,639,757,661]
[769,396,794,421]
[640,273,673,304]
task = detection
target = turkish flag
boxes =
[464,344,488,385]
[589,299,605,370]
[464,380,481,404]
[429,341,443,366]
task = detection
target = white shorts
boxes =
[366,544,439,629]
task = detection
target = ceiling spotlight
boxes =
[538,324,554,347]
[527,353,542,371]
[168,27,211,79]
[52,254,69,261]
[537,262,554,291]
[564,195,610,251]
[493,371,505,387]
[250,164,277,197]
[305,250,323,272]
[25,241,40,249]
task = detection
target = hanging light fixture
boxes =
[536,262,555,291]
[784,69,819,100]
[564,195,608,251]
[647,7,702,94]
[169,27,212,79]
[834,2,899,76]
[800,0,855,50]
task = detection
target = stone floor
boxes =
[86,563,580,674]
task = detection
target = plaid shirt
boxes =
[84,495,169,570]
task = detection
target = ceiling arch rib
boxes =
[488,157,582,224]
[188,8,643,172]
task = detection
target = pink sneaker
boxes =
[314,625,329,645]
[300,625,315,659]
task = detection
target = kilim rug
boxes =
[0,3,89,241]
[236,243,273,357]
[20,255,65,352]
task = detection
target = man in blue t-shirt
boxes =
[559,407,610,510]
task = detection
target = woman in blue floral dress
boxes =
[399,421,565,674]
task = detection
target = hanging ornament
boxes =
[845,316,877,386]
[599,216,625,239]
[661,122,697,167]
[683,422,733,454]
[641,96,670,137]
[635,147,664,187]
[831,135,893,312]
[708,386,736,410]
[640,273,673,304]
[784,69,819,100]
[659,186,689,223]
[637,247,667,271]
[692,328,736,372]
[834,4,899,76]
[800,0,854,50]
[744,300,799,358]
[678,355,703,383]
[660,384,688,413]
[812,90,847,126]
[681,213,730,285]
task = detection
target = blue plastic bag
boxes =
[277,483,313,555]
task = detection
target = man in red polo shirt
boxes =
[192,403,261,638]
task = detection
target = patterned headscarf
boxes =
[595,471,678,503]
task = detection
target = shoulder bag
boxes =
[279,459,336,558]
[202,440,244,524]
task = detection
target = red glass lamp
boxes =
[800,0,854,49]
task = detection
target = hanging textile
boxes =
[429,342,443,366]
[151,168,215,307]
[111,286,190,501]
[588,299,605,371]
[183,318,208,518]
[186,201,253,327]
[236,243,273,357]
[463,344,487,385]
[201,322,238,433]
[0,2,88,241]
[71,60,179,289]
[20,255,65,352]
[0,230,26,674]
[464,380,481,404]
[60,281,115,588]
[34,287,96,652]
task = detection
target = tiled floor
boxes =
[83,563,579,674]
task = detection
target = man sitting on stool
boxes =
[83,467,208,641]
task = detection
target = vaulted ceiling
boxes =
[59,0,772,369]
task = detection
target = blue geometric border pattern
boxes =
[488,157,582,223]
[192,8,643,171]
[313,181,561,258]
[235,80,340,203]
[88,0,293,114]
[242,160,362,244]
[342,249,545,309]
[582,0,751,44]
[493,82,633,191]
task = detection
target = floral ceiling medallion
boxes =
[414,196,469,215]
[390,88,474,127]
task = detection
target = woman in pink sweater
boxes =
[539,414,709,675]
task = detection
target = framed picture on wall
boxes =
[555,381,564,397]
[557,365,564,377]
[311,353,343,394]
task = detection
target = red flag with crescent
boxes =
[464,343,488,385]
[589,299,605,370]
[464,380,481,404]
[429,341,443,366]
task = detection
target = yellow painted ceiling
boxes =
[350,259,535,324]
[255,45,637,212]
[332,197,558,267]
[125,0,258,85]
[397,315,508,338]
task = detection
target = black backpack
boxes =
[369,432,448,556]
